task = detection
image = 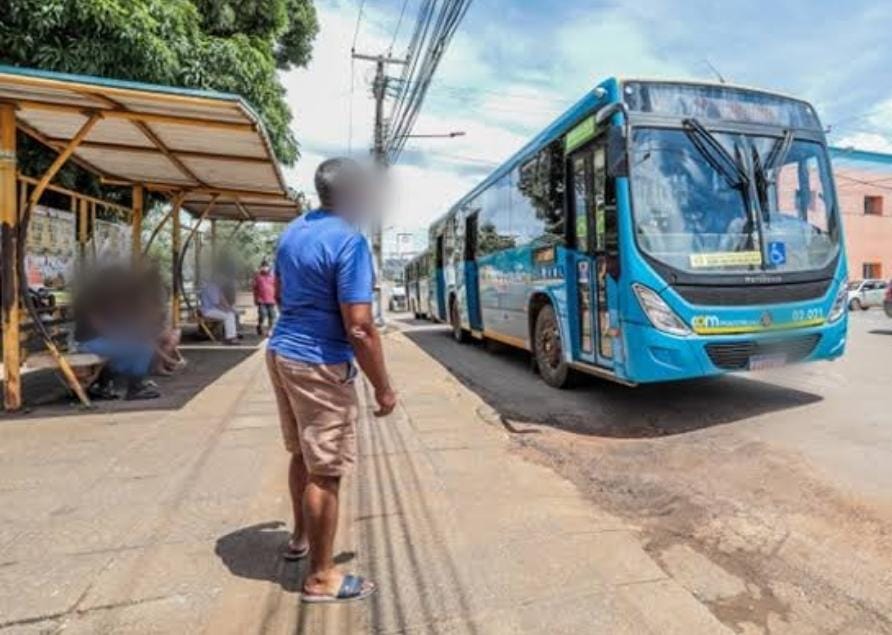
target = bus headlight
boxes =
[632,283,691,336]
[828,279,848,323]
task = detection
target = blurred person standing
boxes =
[267,158,396,603]
[253,259,277,336]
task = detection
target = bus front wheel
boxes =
[534,305,570,388]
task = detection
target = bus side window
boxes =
[593,144,619,255]
[515,140,566,248]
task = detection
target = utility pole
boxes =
[352,51,406,323]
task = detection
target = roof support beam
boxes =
[145,183,289,201]
[25,113,101,213]
[45,138,271,164]
[14,98,254,132]
[133,120,205,187]
[16,173,131,215]
[143,192,184,255]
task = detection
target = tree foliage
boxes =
[0,0,318,167]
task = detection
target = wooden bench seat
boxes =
[25,352,108,390]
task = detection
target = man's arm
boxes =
[340,302,396,417]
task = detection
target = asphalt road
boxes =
[397,310,892,634]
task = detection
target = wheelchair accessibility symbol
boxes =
[768,241,787,266]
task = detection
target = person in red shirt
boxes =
[253,260,277,336]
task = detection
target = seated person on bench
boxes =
[200,278,239,344]
[73,265,161,401]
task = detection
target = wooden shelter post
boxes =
[77,198,88,266]
[170,198,181,327]
[131,184,143,263]
[1,103,21,410]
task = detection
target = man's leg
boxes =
[302,474,342,594]
[266,352,308,555]
[222,311,237,340]
[267,304,277,328]
[289,454,309,549]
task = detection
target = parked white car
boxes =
[848,279,889,311]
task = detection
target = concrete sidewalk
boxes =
[0,330,729,633]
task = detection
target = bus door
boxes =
[568,141,615,368]
[464,212,483,331]
[435,234,447,321]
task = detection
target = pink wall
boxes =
[836,168,892,279]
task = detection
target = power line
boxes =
[348,0,369,155]
[386,0,475,162]
[389,0,412,54]
[351,0,367,51]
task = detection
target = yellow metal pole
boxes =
[131,184,143,264]
[170,199,181,327]
[1,104,21,410]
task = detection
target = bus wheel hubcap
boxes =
[540,327,561,368]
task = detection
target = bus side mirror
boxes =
[606,126,629,178]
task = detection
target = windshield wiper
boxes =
[752,129,795,219]
[684,118,765,257]
[682,118,750,190]
[764,129,794,173]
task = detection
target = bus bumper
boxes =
[620,317,848,384]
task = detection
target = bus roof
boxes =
[430,77,619,229]
[430,77,821,230]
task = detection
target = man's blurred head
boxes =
[314,157,371,221]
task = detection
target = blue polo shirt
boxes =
[269,209,374,364]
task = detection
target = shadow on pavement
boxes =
[215,521,356,593]
[1,344,254,420]
[215,521,303,593]
[869,329,892,336]
[404,325,822,439]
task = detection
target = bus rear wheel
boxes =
[534,305,570,388]
[451,300,469,343]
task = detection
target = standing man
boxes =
[267,158,396,603]
[252,259,277,336]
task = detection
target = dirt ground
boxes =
[401,310,892,634]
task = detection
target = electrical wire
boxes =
[348,0,368,155]
[386,0,474,163]
[389,0,412,54]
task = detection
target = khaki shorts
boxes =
[266,351,359,477]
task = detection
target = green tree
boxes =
[0,0,317,180]
[1,1,312,292]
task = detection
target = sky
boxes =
[280,0,892,251]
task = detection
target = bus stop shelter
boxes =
[0,65,300,411]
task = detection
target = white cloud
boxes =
[834,132,892,154]
[278,1,701,249]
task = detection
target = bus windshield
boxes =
[630,127,839,275]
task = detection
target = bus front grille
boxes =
[705,334,821,371]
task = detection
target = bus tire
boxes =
[534,304,570,388]
[450,299,469,343]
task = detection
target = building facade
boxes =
[830,147,892,280]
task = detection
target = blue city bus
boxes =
[404,249,433,319]
[429,78,848,387]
